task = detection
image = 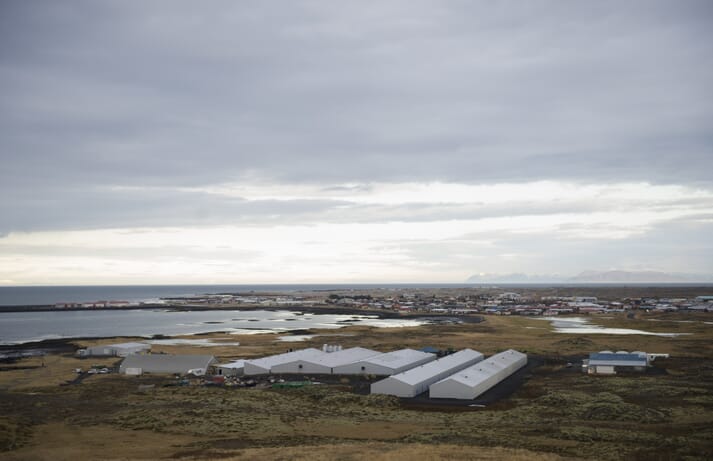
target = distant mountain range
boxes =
[466,270,713,283]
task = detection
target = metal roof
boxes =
[440,350,526,387]
[216,359,245,369]
[359,349,434,368]
[389,348,484,386]
[245,348,325,370]
[304,347,381,367]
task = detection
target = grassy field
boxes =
[1,312,713,460]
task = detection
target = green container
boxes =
[271,381,312,389]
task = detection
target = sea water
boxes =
[0,309,425,345]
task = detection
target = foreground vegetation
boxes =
[1,312,713,460]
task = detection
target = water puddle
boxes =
[275,335,316,342]
[537,317,689,337]
[147,339,241,347]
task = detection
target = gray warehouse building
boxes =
[371,348,484,398]
[120,354,216,376]
[429,349,527,400]
[271,347,382,374]
[78,342,151,357]
[333,348,436,375]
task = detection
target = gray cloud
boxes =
[2,2,712,189]
[1,0,712,281]
[388,218,713,276]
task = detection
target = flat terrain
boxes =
[1,311,713,460]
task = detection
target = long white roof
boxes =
[245,348,325,369]
[358,348,433,368]
[304,347,381,367]
[439,349,526,386]
[389,348,483,385]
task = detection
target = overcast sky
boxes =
[1,0,712,285]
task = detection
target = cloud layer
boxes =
[1,1,712,283]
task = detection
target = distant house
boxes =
[497,293,521,301]
[575,297,598,303]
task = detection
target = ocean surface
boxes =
[0,284,478,306]
[0,309,426,345]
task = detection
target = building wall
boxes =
[119,357,215,374]
[335,362,395,375]
[216,366,243,377]
[271,360,331,374]
[370,377,419,397]
[590,365,616,375]
[428,379,474,400]
[243,362,271,375]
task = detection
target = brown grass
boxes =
[198,443,573,461]
[2,312,713,460]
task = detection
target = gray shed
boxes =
[119,354,216,375]
[81,342,151,357]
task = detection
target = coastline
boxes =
[0,303,408,317]
[0,306,484,350]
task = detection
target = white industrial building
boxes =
[271,347,381,374]
[583,351,648,375]
[215,359,245,377]
[79,342,151,357]
[243,348,325,375]
[371,348,484,398]
[119,354,216,376]
[333,348,436,375]
[429,349,527,400]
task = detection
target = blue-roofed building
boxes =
[583,351,648,375]
[420,346,440,354]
